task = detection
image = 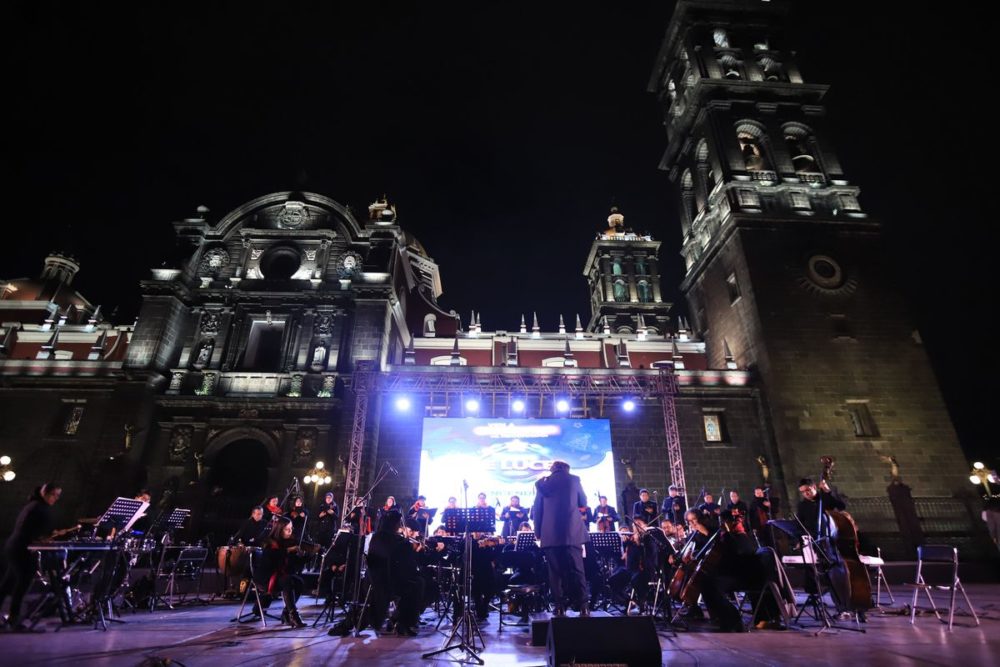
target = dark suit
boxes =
[532,469,588,609]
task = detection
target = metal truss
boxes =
[341,364,684,513]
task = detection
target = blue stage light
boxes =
[623,399,636,412]
[555,398,570,413]
[465,398,480,413]
[512,398,526,413]
[395,396,411,412]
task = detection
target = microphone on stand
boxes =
[387,462,399,476]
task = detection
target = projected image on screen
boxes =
[418,418,616,533]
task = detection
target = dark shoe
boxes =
[290,611,306,628]
[395,625,418,637]
[280,608,291,625]
[580,604,591,617]
[553,606,566,617]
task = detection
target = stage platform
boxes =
[3,584,999,666]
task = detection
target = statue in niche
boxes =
[294,428,317,464]
[200,310,222,335]
[879,455,901,484]
[312,341,328,368]
[192,338,214,369]
[123,424,134,451]
[314,313,334,335]
[169,426,193,463]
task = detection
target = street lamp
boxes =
[1,455,14,482]
[969,461,998,495]
[303,460,332,497]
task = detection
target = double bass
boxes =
[817,456,873,613]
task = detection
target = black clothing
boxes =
[375,507,400,532]
[579,506,594,527]
[796,490,846,538]
[315,501,340,546]
[533,470,588,547]
[237,518,268,545]
[661,495,687,524]
[749,497,773,531]
[367,530,425,629]
[0,497,55,622]
[406,504,433,536]
[632,500,658,526]
[499,506,528,537]
[543,546,588,610]
[593,504,619,531]
[725,500,750,531]
[288,506,308,539]
[440,507,460,534]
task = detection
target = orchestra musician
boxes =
[499,496,528,537]
[631,488,658,526]
[263,495,283,522]
[796,477,845,538]
[750,486,775,546]
[366,510,425,636]
[407,495,432,536]
[376,496,398,532]
[315,492,340,547]
[262,518,309,628]
[345,499,371,535]
[532,460,589,617]
[439,497,459,533]
[696,493,721,530]
[474,492,496,521]
[1,482,63,630]
[661,485,687,524]
[236,506,268,546]
[287,495,308,539]
[724,490,750,533]
[594,496,619,531]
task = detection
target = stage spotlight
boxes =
[512,398,526,413]
[395,396,411,412]
[623,399,636,412]
[555,398,570,413]
[465,398,480,413]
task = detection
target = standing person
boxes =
[662,485,687,524]
[315,492,340,547]
[631,489,658,527]
[594,496,620,532]
[532,460,589,616]
[287,495,309,540]
[499,496,528,537]
[724,490,750,532]
[439,497,459,534]
[0,482,63,629]
[407,495,432,537]
[263,495,284,523]
[749,487,775,546]
[376,496,398,531]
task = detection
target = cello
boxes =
[817,456,873,613]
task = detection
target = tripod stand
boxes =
[231,548,281,628]
[423,482,486,665]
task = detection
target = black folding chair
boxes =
[906,545,979,631]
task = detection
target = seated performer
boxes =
[0,481,63,630]
[661,485,687,524]
[594,495,619,531]
[366,510,425,636]
[315,492,340,547]
[631,488,658,526]
[724,490,750,533]
[237,506,268,545]
[499,496,528,537]
[262,518,308,628]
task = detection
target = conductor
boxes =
[532,460,590,617]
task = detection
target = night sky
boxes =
[4,4,991,466]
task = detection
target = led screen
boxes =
[417,417,616,532]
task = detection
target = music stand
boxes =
[444,507,496,536]
[514,532,539,552]
[313,530,357,626]
[411,507,437,537]
[590,531,623,556]
[98,497,150,536]
[769,518,836,632]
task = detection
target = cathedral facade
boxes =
[0,0,987,559]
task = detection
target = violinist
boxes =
[724,490,750,533]
[345,499,372,535]
[263,518,308,628]
[499,496,528,537]
[661,485,687,524]
[631,488,658,526]
[263,495,283,523]
[594,496,619,532]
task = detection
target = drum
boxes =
[216,544,250,579]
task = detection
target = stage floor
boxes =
[3,584,999,666]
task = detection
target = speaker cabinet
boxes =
[546,616,661,667]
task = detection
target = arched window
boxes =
[694,139,714,214]
[783,122,818,174]
[735,121,769,171]
[637,280,652,303]
[613,279,628,302]
[423,314,437,336]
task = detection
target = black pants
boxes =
[542,546,587,609]
[0,547,34,622]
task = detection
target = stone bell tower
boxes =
[647,0,970,500]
